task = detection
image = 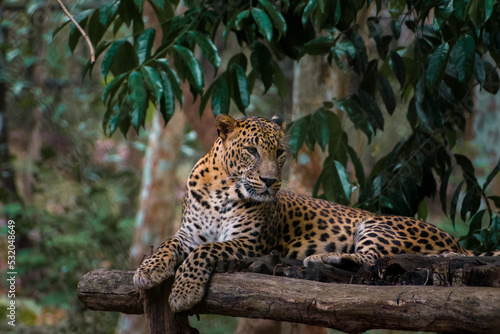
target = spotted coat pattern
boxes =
[134,114,500,312]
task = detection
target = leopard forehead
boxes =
[233,117,285,146]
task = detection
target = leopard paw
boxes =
[438,251,466,258]
[133,255,176,289]
[303,253,341,267]
[168,276,205,313]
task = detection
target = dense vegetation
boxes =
[68,0,500,250]
[1,0,499,333]
[1,2,140,332]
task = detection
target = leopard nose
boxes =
[260,176,277,188]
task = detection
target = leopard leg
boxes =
[303,220,384,268]
[303,250,379,268]
[133,236,191,289]
[169,238,261,312]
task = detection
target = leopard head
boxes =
[215,114,286,201]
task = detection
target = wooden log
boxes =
[142,277,198,334]
[358,255,500,286]
[77,269,500,333]
[77,269,142,314]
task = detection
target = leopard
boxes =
[134,113,500,313]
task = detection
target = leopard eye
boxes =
[245,147,258,157]
[276,148,285,157]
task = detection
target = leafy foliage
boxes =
[64,0,500,251]
[1,3,141,332]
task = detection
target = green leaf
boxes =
[440,167,454,216]
[223,14,237,45]
[426,43,449,90]
[136,28,155,65]
[417,200,428,221]
[469,0,490,31]
[155,59,184,106]
[315,157,351,204]
[346,145,365,189]
[235,10,251,30]
[273,61,288,99]
[99,1,120,26]
[337,37,356,59]
[483,61,500,94]
[302,0,318,25]
[53,20,71,39]
[388,0,406,18]
[258,0,287,39]
[252,8,273,42]
[141,66,163,100]
[334,160,352,203]
[289,115,311,157]
[69,9,93,53]
[133,0,144,11]
[367,19,382,44]
[103,84,126,135]
[351,31,368,74]
[228,53,248,71]
[102,72,128,104]
[337,98,374,143]
[127,71,148,132]
[298,36,334,58]
[415,76,432,131]
[309,107,331,150]
[82,41,111,79]
[434,0,454,29]
[109,102,130,137]
[187,31,221,70]
[390,19,401,38]
[87,9,106,47]
[250,42,274,93]
[452,34,475,83]
[199,82,214,118]
[468,210,486,235]
[375,72,396,115]
[211,76,230,116]
[389,51,406,88]
[450,180,465,225]
[455,154,476,179]
[461,186,481,221]
[483,157,500,191]
[453,0,469,21]
[148,0,175,23]
[101,39,127,80]
[159,72,175,125]
[173,45,204,98]
[356,91,384,131]
[485,0,494,21]
[488,195,500,209]
[149,0,166,11]
[473,53,485,86]
[230,64,250,112]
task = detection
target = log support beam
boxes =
[78,268,500,334]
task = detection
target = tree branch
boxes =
[55,0,95,64]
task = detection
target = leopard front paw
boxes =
[168,275,206,313]
[133,255,176,289]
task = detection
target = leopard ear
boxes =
[271,114,286,130]
[216,114,237,140]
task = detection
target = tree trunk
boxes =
[117,2,186,332]
[0,5,21,206]
[279,51,351,334]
